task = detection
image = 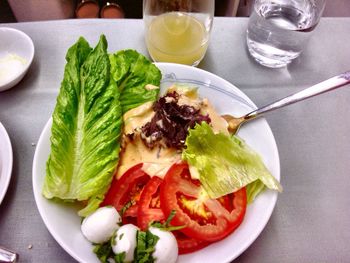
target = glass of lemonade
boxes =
[143,0,214,66]
[247,0,326,68]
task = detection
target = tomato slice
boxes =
[160,162,247,242]
[101,163,150,223]
[137,176,165,230]
[173,231,211,254]
[137,175,210,254]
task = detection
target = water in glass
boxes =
[247,0,324,68]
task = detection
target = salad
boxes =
[42,35,282,263]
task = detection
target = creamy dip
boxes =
[116,85,229,179]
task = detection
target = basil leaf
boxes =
[93,242,114,263]
[114,252,126,263]
[150,210,185,232]
[134,230,160,263]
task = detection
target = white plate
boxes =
[0,122,13,204]
[33,63,280,263]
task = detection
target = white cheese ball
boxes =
[81,206,121,244]
[149,227,178,263]
[112,224,139,262]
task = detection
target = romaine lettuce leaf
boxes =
[43,36,123,215]
[109,49,161,113]
[182,122,282,199]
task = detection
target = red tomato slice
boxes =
[137,175,211,254]
[101,163,150,223]
[137,176,165,230]
[173,231,211,254]
[160,162,247,242]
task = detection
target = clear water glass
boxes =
[246,0,326,68]
[143,0,214,66]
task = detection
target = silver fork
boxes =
[0,246,18,263]
[223,71,350,134]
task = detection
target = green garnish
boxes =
[134,230,160,263]
[119,200,135,218]
[93,242,114,263]
[114,252,126,263]
[151,210,185,231]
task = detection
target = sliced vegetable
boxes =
[101,163,150,224]
[182,122,282,199]
[137,176,165,230]
[160,163,247,242]
[173,231,210,254]
[137,177,207,254]
[43,35,123,216]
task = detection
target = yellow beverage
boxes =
[145,12,209,66]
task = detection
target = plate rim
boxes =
[32,63,280,263]
[33,118,84,261]
[0,121,13,204]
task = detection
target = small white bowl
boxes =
[0,27,34,92]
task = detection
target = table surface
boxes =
[1,17,350,263]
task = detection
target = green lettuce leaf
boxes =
[246,180,266,204]
[182,122,282,199]
[43,36,123,215]
[109,49,161,113]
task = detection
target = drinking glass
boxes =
[246,0,326,68]
[143,0,214,66]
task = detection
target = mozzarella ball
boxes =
[149,227,178,263]
[112,224,139,262]
[81,206,121,244]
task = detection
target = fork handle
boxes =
[245,71,350,120]
[0,246,17,263]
